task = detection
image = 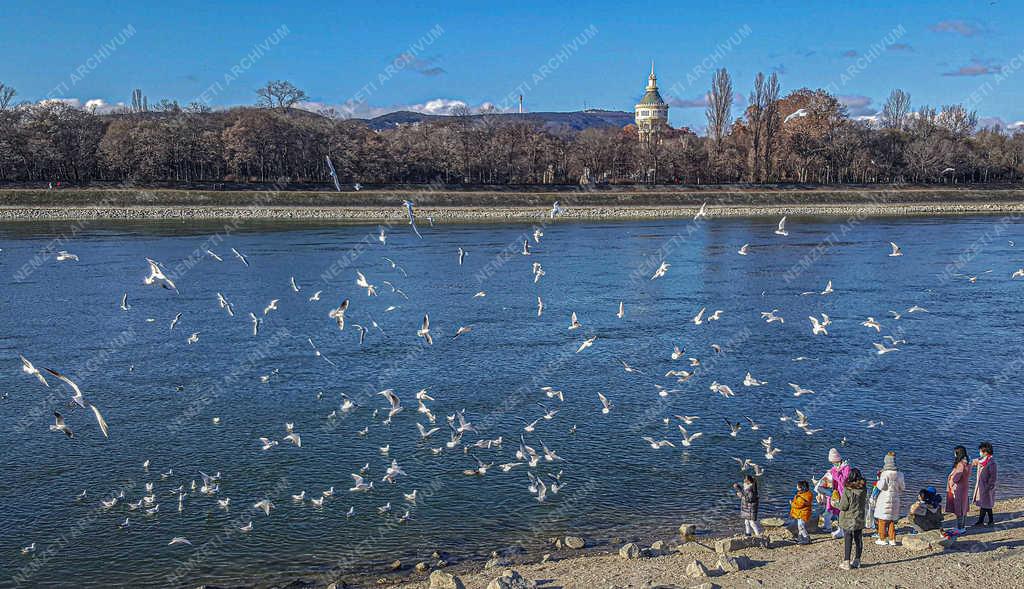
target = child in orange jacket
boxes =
[790,480,814,544]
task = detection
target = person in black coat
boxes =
[733,474,763,537]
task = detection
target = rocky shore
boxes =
[367,497,1024,589]
[3,201,1024,224]
[3,185,1024,222]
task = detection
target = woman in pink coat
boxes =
[972,441,998,527]
[945,445,971,532]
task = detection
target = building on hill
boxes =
[634,62,670,144]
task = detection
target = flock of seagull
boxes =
[12,201,1018,564]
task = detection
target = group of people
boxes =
[733,442,999,570]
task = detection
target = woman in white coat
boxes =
[874,451,906,546]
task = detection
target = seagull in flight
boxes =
[774,216,789,236]
[738,243,750,256]
[576,335,596,353]
[743,372,766,387]
[861,317,881,331]
[143,258,177,292]
[888,242,902,257]
[417,314,433,345]
[789,383,815,397]
[550,200,564,218]
[569,312,582,330]
[694,201,708,220]
[231,248,249,267]
[678,426,703,446]
[808,315,828,335]
[20,355,49,386]
[402,200,422,238]
[597,392,612,414]
[651,261,670,280]
[44,368,85,407]
[873,342,899,355]
[356,271,377,296]
[328,299,349,330]
[49,411,73,438]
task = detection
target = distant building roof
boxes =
[636,62,667,107]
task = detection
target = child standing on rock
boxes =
[790,480,813,544]
[837,468,868,570]
[733,474,762,537]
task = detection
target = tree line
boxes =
[0,74,1021,187]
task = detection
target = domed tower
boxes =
[634,61,670,144]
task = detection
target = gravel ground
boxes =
[3,201,1024,223]
[382,498,1024,589]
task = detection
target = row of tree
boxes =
[0,76,1022,186]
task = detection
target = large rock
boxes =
[564,535,586,550]
[415,562,430,573]
[686,559,710,578]
[903,530,955,551]
[429,570,466,589]
[716,554,752,573]
[619,542,642,559]
[679,523,698,541]
[715,535,768,554]
[486,569,536,589]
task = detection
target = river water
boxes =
[1,214,1021,587]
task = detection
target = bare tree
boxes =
[937,104,978,139]
[747,73,767,182]
[705,68,733,146]
[761,72,781,181]
[0,82,15,111]
[881,89,912,130]
[256,80,308,110]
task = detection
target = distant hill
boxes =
[361,109,636,132]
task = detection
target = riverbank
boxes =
[374,497,1024,589]
[2,186,1024,222]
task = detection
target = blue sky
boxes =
[2,0,1021,130]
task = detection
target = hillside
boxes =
[362,109,636,132]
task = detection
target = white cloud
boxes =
[38,98,81,108]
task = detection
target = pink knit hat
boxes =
[828,448,842,462]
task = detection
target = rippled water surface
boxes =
[1,215,1022,588]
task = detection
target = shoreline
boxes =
[356,497,1024,589]
[2,186,1024,222]
[3,201,1024,223]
